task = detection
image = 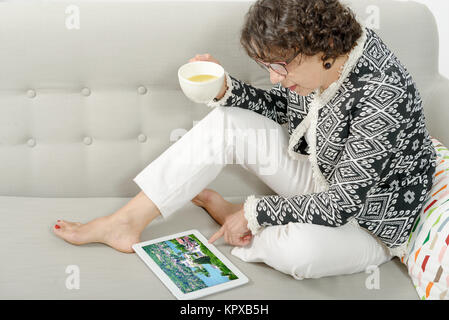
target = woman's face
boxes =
[267,53,330,96]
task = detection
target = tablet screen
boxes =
[141,233,238,294]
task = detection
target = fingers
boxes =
[208,226,225,244]
[233,234,253,247]
[242,234,252,241]
[240,236,252,247]
[188,53,220,65]
[225,231,231,245]
[189,53,208,62]
[242,231,252,237]
[229,233,252,247]
[194,53,211,60]
[209,225,253,246]
[209,231,252,246]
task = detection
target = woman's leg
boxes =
[191,107,317,225]
[53,191,162,253]
[53,106,284,252]
[132,105,313,219]
[231,221,393,279]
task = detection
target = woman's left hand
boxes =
[208,208,253,246]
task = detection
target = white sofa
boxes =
[1,0,447,299]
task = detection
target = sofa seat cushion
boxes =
[0,195,417,299]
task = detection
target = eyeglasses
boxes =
[255,51,302,76]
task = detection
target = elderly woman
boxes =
[53,0,436,279]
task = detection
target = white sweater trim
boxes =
[287,22,368,194]
[206,71,234,108]
[389,243,408,259]
[243,195,262,235]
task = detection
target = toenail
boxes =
[54,224,60,229]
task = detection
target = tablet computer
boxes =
[132,229,249,300]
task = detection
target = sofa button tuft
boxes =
[27,138,36,147]
[137,86,147,95]
[137,134,147,143]
[81,87,91,96]
[27,89,36,98]
[83,136,92,145]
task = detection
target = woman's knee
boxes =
[284,225,322,277]
[201,106,258,140]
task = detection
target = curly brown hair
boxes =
[240,0,363,66]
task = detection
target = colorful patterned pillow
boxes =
[403,137,449,300]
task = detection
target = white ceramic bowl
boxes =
[178,61,225,103]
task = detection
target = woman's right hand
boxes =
[188,53,228,101]
[188,53,221,65]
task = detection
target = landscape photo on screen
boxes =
[142,234,238,294]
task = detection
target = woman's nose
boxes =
[269,70,285,84]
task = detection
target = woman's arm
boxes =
[206,71,289,126]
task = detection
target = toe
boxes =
[57,220,81,229]
[191,198,204,206]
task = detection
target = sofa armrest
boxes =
[420,75,449,145]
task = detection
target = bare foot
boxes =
[52,214,144,253]
[191,188,243,225]
[53,192,161,253]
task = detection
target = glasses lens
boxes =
[256,60,269,71]
[270,64,288,75]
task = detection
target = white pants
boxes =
[133,106,393,279]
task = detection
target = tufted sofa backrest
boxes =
[0,0,445,197]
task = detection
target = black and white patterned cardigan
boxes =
[206,25,436,258]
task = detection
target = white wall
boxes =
[398,0,449,79]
